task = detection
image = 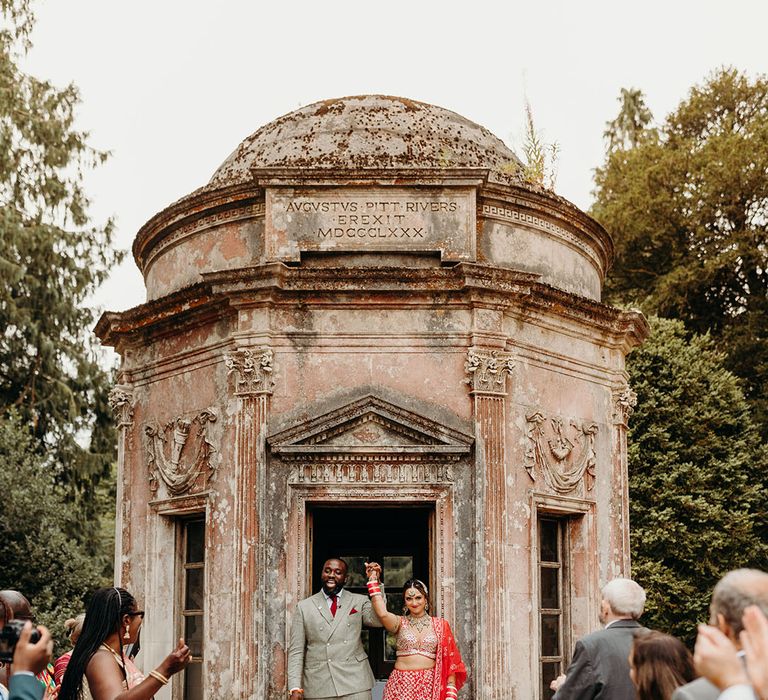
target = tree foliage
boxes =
[0,413,112,650]
[0,0,122,532]
[603,87,653,152]
[593,67,768,433]
[627,317,767,645]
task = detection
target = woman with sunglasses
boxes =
[58,587,190,700]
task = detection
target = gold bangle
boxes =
[149,669,169,685]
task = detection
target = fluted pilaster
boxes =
[466,347,514,698]
[226,347,274,699]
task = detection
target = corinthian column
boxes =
[465,348,515,698]
[225,347,274,700]
[108,384,135,587]
[612,381,637,575]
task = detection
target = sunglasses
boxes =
[127,611,145,619]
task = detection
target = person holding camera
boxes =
[58,587,189,700]
[0,592,55,699]
[1,620,55,700]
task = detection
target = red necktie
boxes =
[330,595,338,617]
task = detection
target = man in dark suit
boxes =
[673,569,768,700]
[6,621,53,700]
[551,578,646,700]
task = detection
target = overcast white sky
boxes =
[21,0,768,323]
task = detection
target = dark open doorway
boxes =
[310,505,431,680]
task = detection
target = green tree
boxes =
[0,0,122,534]
[592,68,768,434]
[627,317,767,645]
[0,413,112,650]
[603,87,653,152]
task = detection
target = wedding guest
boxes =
[630,630,696,700]
[551,578,647,700]
[58,587,189,700]
[53,614,85,685]
[675,569,768,700]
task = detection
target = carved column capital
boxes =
[464,348,515,396]
[225,347,275,396]
[108,385,135,429]
[612,384,637,426]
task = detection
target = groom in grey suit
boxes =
[288,558,382,700]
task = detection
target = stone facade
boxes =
[96,96,648,699]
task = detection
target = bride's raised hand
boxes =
[364,561,382,582]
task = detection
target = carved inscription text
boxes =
[267,187,475,262]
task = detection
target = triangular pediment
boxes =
[267,395,473,457]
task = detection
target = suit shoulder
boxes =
[578,628,610,647]
[297,594,320,611]
[671,677,720,700]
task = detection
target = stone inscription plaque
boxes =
[266,187,476,262]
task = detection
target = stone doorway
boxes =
[310,505,432,681]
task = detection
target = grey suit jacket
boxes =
[553,619,645,700]
[287,590,382,698]
[671,677,721,700]
[8,674,43,700]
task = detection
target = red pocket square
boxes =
[349,607,359,615]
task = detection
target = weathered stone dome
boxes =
[209,95,522,186]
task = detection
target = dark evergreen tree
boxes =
[627,317,767,645]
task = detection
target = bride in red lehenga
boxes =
[364,563,467,700]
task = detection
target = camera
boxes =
[0,619,41,663]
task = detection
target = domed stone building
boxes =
[97,96,647,700]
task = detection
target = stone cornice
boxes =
[94,282,230,347]
[132,181,262,273]
[94,262,648,350]
[479,185,614,274]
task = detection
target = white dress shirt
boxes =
[322,588,343,610]
[718,685,757,699]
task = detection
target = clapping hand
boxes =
[741,605,768,700]
[364,561,382,583]
[694,624,748,690]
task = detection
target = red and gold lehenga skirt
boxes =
[383,668,436,700]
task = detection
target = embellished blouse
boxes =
[395,616,439,659]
